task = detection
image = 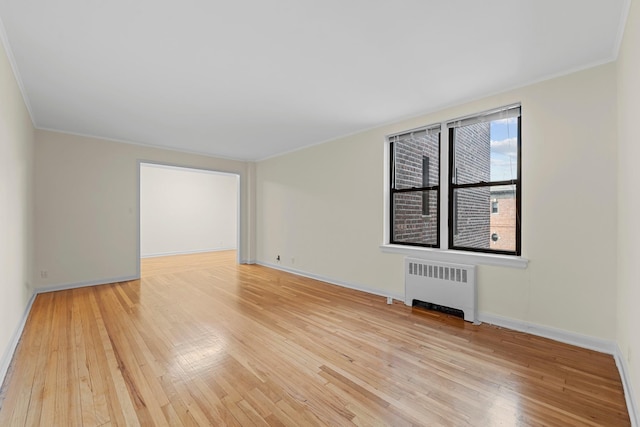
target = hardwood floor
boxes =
[0,251,630,426]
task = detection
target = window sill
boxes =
[379,244,528,269]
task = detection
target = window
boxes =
[389,126,440,247]
[387,104,522,257]
[448,105,521,255]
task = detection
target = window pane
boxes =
[394,131,439,190]
[452,185,516,252]
[393,190,438,245]
[490,118,519,181]
[452,119,518,184]
[489,185,517,251]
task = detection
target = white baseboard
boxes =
[34,275,139,294]
[615,345,639,427]
[478,312,618,355]
[0,292,36,388]
[141,247,236,258]
[257,261,404,301]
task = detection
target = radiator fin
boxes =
[408,262,469,284]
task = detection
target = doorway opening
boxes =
[138,162,240,276]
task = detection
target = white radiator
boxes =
[404,258,478,323]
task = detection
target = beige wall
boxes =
[34,130,254,289]
[617,0,640,415]
[0,40,34,371]
[257,63,618,341]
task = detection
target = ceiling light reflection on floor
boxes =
[170,335,228,378]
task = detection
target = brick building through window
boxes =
[390,127,440,246]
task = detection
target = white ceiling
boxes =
[0,1,630,161]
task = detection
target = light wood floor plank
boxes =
[0,251,631,426]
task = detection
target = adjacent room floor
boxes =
[0,251,630,425]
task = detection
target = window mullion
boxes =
[441,127,450,250]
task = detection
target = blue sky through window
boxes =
[490,118,518,181]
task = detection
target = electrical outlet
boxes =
[40,270,48,279]
[276,255,280,262]
[291,257,295,264]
